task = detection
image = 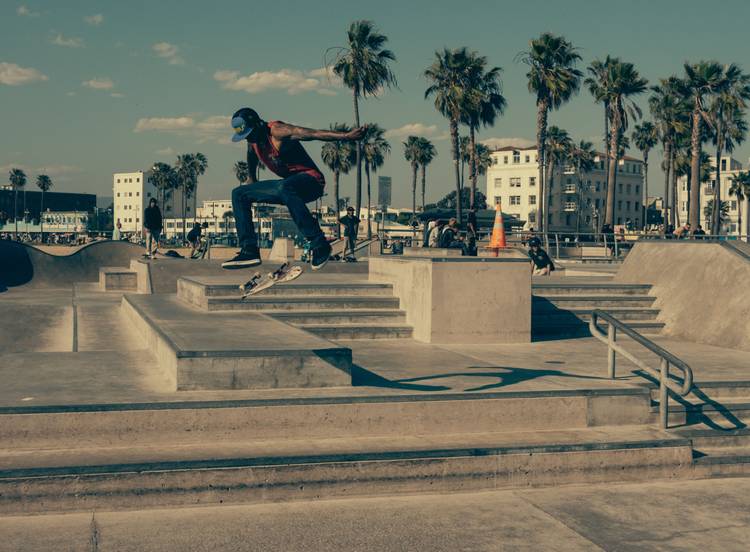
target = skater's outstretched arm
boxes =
[246,146,260,184]
[271,122,365,143]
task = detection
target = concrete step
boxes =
[532,308,661,322]
[185,279,395,299]
[653,400,750,429]
[0,388,656,451]
[205,295,402,312]
[532,283,651,296]
[533,295,657,308]
[98,266,138,292]
[533,320,665,335]
[674,428,750,450]
[299,324,413,340]
[270,310,407,325]
[692,445,750,477]
[0,425,691,514]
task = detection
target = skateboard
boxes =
[240,262,304,298]
[191,238,208,259]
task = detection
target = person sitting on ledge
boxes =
[528,237,555,276]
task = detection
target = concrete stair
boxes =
[98,266,137,292]
[0,387,694,514]
[532,281,663,338]
[178,276,413,340]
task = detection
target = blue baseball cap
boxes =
[230,107,261,142]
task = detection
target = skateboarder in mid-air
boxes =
[222,107,365,271]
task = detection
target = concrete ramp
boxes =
[0,240,145,290]
[616,241,750,351]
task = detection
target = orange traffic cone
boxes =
[488,202,507,255]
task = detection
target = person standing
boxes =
[143,197,163,258]
[113,219,122,241]
[339,206,360,260]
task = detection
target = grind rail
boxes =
[589,310,693,429]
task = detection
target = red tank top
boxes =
[252,121,325,185]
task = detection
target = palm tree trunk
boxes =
[745,197,749,241]
[603,104,610,220]
[713,141,723,235]
[366,163,372,239]
[536,102,548,235]
[546,160,554,233]
[663,141,672,233]
[40,190,44,241]
[181,186,186,243]
[672,155,680,227]
[450,118,462,224]
[420,164,427,212]
[411,163,417,222]
[605,117,619,226]
[334,171,341,240]
[642,153,648,230]
[460,159,465,194]
[469,126,478,211]
[689,109,702,228]
[14,188,18,235]
[353,92,362,222]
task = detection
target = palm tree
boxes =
[233,161,249,184]
[600,59,648,226]
[461,52,506,210]
[8,168,26,236]
[650,77,690,230]
[632,122,658,228]
[568,140,596,233]
[361,124,390,238]
[330,20,397,223]
[585,56,615,204]
[704,199,730,229]
[150,162,176,215]
[321,123,355,238]
[517,33,582,237]
[222,210,233,239]
[35,174,52,240]
[708,64,750,234]
[459,136,470,191]
[425,47,477,223]
[681,61,726,227]
[416,137,437,211]
[729,171,750,239]
[175,154,193,241]
[187,152,207,226]
[544,126,573,231]
[403,136,422,221]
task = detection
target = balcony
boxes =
[563,202,578,212]
[563,184,577,194]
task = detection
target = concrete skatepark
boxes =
[1,238,750,549]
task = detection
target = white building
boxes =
[676,156,747,235]
[485,145,646,231]
[112,171,186,234]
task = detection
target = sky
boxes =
[3,0,750,208]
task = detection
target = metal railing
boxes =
[589,310,693,429]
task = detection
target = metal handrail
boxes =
[589,310,693,429]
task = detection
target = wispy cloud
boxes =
[16,5,39,17]
[84,14,104,26]
[156,147,176,156]
[385,123,446,140]
[134,115,231,144]
[0,62,48,86]
[213,67,341,96]
[152,42,184,65]
[82,77,114,90]
[481,137,536,150]
[51,33,84,48]
[110,92,125,98]
[0,163,82,181]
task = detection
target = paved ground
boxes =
[1,477,748,551]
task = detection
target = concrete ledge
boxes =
[98,267,138,292]
[121,294,352,391]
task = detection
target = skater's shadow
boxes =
[353,365,608,392]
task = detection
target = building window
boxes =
[618,183,623,193]
[116,192,120,197]
[549,197,553,207]
[136,218,139,223]
[636,185,640,194]
[117,179,120,183]
[626,201,631,211]
[147,192,151,197]
[721,159,726,171]
[513,151,520,164]
[136,192,140,197]
[494,178,502,188]
[586,197,592,206]
[529,177,536,186]
[618,200,623,210]
[510,196,521,205]
[617,217,622,225]
[510,177,521,188]
[595,182,601,192]
[503,156,508,164]
[626,184,631,194]
[731,200,738,211]
[525,155,530,163]
[528,213,536,223]
[595,198,600,208]
[529,195,537,205]
[494,196,502,205]
[136,177,140,183]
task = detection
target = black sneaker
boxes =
[311,242,332,271]
[222,248,261,269]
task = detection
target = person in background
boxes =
[143,197,163,258]
[423,219,436,248]
[113,219,122,241]
[439,218,467,254]
[338,206,360,260]
[429,219,444,248]
[673,223,691,239]
[187,222,203,256]
[528,237,555,276]
[693,224,706,239]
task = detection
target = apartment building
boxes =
[112,171,185,233]
[484,145,645,231]
[676,156,747,235]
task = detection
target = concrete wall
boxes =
[616,241,750,351]
[369,253,531,343]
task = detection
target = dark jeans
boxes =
[231,174,325,250]
[345,233,357,256]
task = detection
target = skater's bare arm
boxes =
[246,146,260,184]
[271,122,365,142]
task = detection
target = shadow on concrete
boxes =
[0,240,34,290]
[353,365,608,392]
[531,296,592,342]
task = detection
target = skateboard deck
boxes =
[191,239,208,259]
[240,262,304,299]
